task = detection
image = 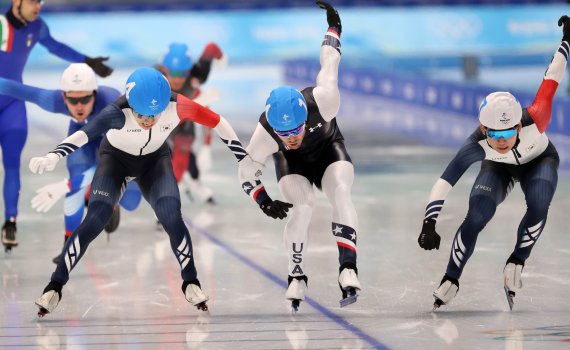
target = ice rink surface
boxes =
[0,68,569,349]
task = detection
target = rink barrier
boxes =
[285,59,570,169]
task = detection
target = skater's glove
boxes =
[201,42,224,61]
[317,1,342,35]
[418,218,440,250]
[29,153,60,175]
[85,56,113,77]
[259,198,293,219]
[559,16,570,42]
[197,145,212,173]
[31,179,70,213]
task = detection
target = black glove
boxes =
[84,56,113,77]
[259,198,293,220]
[316,1,341,35]
[418,218,440,250]
[558,15,570,42]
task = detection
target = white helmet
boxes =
[60,63,98,92]
[478,91,522,130]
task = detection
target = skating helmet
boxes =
[265,86,307,131]
[125,67,171,116]
[60,63,98,92]
[161,43,193,73]
[479,91,522,130]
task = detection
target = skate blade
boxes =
[36,306,49,318]
[339,293,358,308]
[291,299,300,313]
[504,287,515,311]
[196,301,209,312]
[432,298,444,311]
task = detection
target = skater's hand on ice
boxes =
[558,15,570,41]
[29,153,60,175]
[85,56,113,77]
[317,1,342,34]
[418,218,440,250]
[259,198,293,219]
[31,179,70,213]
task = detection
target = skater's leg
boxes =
[512,154,558,262]
[444,163,511,281]
[278,174,314,279]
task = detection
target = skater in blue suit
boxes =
[0,0,112,251]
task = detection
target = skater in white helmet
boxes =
[418,16,570,311]
[238,1,361,312]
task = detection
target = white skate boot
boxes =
[35,281,63,317]
[286,275,308,313]
[503,257,524,310]
[338,267,361,307]
[183,280,209,312]
[433,276,459,310]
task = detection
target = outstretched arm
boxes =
[176,93,246,162]
[313,1,342,122]
[29,104,123,174]
[526,16,570,133]
[0,77,65,114]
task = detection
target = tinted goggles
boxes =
[168,70,189,78]
[65,94,94,105]
[273,123,305,138]
[486,127,517,140]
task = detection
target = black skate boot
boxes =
[35,281,63,317]
[433,275,459,310]
[338,263,361,307]
[52,235,69,264]
[104,205,121,234]
[504,254,524,310]
[286,275,308,313]
[182,279,209,312]
[2,218,18,252]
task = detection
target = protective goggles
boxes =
[486,127,517,140]
[167,70,189,78]
[28,0,45,4]
[273,123,305,138]
[65,94,94,105]
[134,112,156,119]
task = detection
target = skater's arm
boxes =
[38,19,85,63]
[312,15,341,122]
[238,124,279,205]
[189,42,224,84]
[526,29,569,132]
[424,133,485,222]
[0,77,65,114]
[176,93,246,161]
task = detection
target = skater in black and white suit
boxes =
[238,1,361,311]
[418,16,570,310]
[30,67,246,316]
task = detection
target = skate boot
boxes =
[2,218,18,252]
[503,255,524,310]
[52,235,69,264]
[35,281,63,317]
[182,280,209,311]
[286,275,308,313]
[433,275,459,310]
[338,264,361,307]
[104,205,121,234]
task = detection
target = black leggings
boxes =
[446,146,559,280]
[51,140,197,285]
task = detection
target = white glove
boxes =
[197,145,212,172]
[29,153,60,174]
[31,178,70,213]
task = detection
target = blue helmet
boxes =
[265,86,307,131]
[125,67,171,116]
[161,43,193,72]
